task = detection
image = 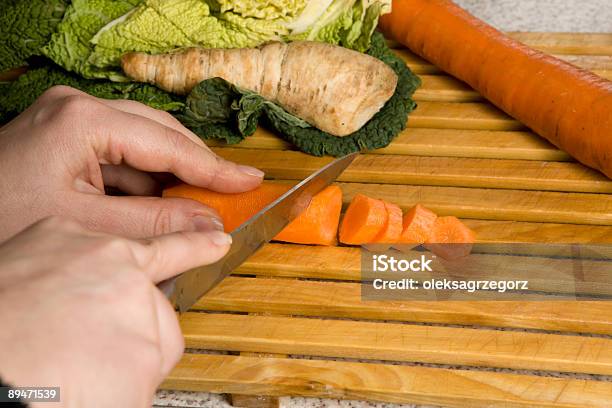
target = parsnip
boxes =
[121,41,398,136]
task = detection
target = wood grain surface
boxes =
[163,354,612,408]
[197,276,612,334]
[165,33,612,407]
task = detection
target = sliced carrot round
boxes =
[399,204,437,245]
[425,216,476,260]
[339,194,387,245]
[275,185,343,246]
[374,201,403,243]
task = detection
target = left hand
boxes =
[0,85,264,242]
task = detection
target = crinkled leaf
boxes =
[0,0,68,72]
[0,65,183,124]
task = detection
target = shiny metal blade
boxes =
[160,152,357,312]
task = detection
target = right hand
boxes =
[0,216,231,407]
[0,85,264,242]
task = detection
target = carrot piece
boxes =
[380,1,612,179]
[399,204,437,245]
[163,182,290,232]
[373,201,403,243]
[275,185,342,246]
[163,182,343,246]
[339,194,387,245]
[425,216,476,260]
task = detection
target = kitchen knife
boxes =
[158,152,357,312]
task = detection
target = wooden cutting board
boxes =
[161,33,612,407]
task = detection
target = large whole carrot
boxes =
[379,0,612,178]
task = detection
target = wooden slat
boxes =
[466,219,612,244]
[338,183,612,225]
[207,128,572,161]
[212,148,612,193]
[198,277,612,335]
[414,75,480,102]
[164,354,612,408]
[378,128,570,160]
[180,313,612,375]
[508,32,612,55]
[408,102,523,131]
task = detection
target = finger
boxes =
[89,105,264,193]
[71,193,225,239]
[101,164,160,196]
[137,229,232,283]
[151,288,184,378]
[98,98,209,149]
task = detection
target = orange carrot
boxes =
[163,182,290,232]
[374,201,403,243]
[275,185,342,246]
[379,0,612,179]
[339,194,387,245]
[425,216,476,259]
[163,182,342,245]
[399,204,437,245]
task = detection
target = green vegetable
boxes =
[0,66,183,124]
[212,0,307,19]
[89,0,291,70]
[288,0,390,52]
[176,77,309,144]
[0,0,68,72]
[178,32,420,156]
[42,0,141,81]
[41,0,390,80]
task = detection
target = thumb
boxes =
[71,193,225,238]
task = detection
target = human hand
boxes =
[0,216,231,407]
[0,85,263,242]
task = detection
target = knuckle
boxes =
[39,85,75,101]
[57,94,95,117]
[93,236,135,260]
[151,205,178,236]
[165,128,187,153]
[37,215,84,232]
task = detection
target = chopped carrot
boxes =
[425,216,476,260]
[339,194,387,245]
[275,185,342,246]
[399,204,437,245]
[374,201,403,243]
[163,182,290,232]
[163,182,343,246]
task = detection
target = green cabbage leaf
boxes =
[0,0,68,72]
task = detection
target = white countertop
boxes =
[156,2,611,407]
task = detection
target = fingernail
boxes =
[191,215,225,232]
[237,165,264,178]
[209,230,232,246]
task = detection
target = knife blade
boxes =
[158,152,357,312]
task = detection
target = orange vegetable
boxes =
[399,204,437,244]
[163,182,342,246]
[374,201,403,243]
[275,185,342,246]
[379,0,612,179]
[164,182,290,232]
[425,216,476,260]
[339,194,387,245]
